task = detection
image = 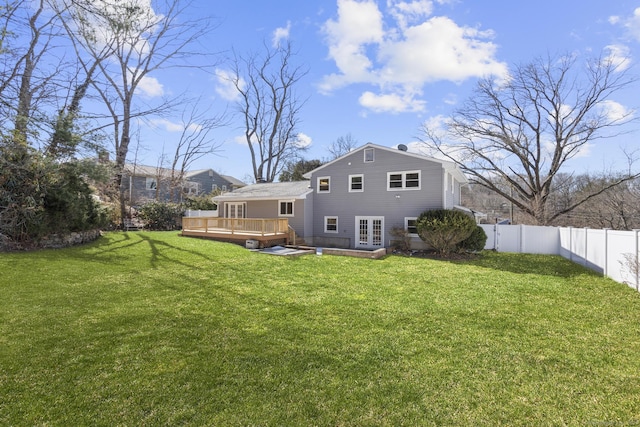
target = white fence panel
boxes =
[184,209,218,218]
[606,230,639,290]
[522,225,560,254]
[584,229,606,275]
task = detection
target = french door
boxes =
[225,203,246,229]
[225,202,246,219]
[355,216,384,248]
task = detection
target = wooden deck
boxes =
[181,217,291,246]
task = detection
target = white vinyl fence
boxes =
[480,224,640,292]
[184,209,218,218]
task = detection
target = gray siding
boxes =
[188,170,234,194]
[308,146,446,248]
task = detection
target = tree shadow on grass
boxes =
[61,232,228,271]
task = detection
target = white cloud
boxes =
[387,0,434,30]
[295,132,313,148]
[273,21,291,47]
[136,75,164,97]
[601,100,633,123]
[320,0,507,114]
[359,91,426,113]
[150,118,201,133]
[610,7,640,42]
[214,68,242,101]
[604,44,632,71]
[319,0,385,92]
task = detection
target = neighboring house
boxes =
[122,164,245,205]
[211,143,471,250]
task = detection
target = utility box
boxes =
[245,239,260,249]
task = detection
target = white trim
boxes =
[387,170,421,191]
[317,176,331,193]
[348,174,364,192]
[324,216,338,233]
[278,199,295,217]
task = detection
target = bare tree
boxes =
[229,40,308,182]
[60,0,216,222]
[419,53,639,225]
[327,133,358,160]
[165,101,225,200]
[0,0,67,146]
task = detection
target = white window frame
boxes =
[364,148,375,163]
[145,177,157,190]
[278,200,294,217]
[405,217,418,237]
[183,181,199,195]
[324,216,338,233]
[317,176,331,193]
[387,170,421,191]
[349,174,364,192]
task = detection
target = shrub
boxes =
[183,193,218,210]
[389,226,412,252]
[457,225,487,253]
[416,209,476,255]
[137,201,183,230]
[0,143,109,243]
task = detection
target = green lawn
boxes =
[1,232,639,426]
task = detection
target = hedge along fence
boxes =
[480,224,640,292]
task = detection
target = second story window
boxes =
[387,170,421,191]
[318,177,330,193]
[349,174,364,192]
[146,177,157,190]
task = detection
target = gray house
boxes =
[122,164,245,205]
[211,143,469,250]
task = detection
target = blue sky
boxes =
[136,0,640,183]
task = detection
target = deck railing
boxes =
[182,217,289,237]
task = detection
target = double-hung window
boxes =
[324,216,338,233]
[387,170,421,190]
[405,217,418,236]
[349,174,364,192]
[318,177,330,193]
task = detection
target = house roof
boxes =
[219,174,247,187]
[213,181,313,201]
[123,164,244,186]
[302,142,468,184]
[123,164,171,178]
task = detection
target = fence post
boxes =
[635,229,639,291]
[520,224,525,253]
[603,228,609,278]
[584,227,588,267]
[568,227,573,262]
